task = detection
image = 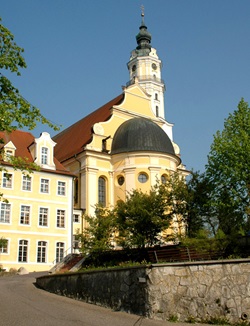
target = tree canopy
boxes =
[0,17,59,133]
[79,206,116,255]
[205,98,250,235]
[80,175,190,253]
[115,186,171,249]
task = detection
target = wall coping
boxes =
[37,257,250,281]
[150,257,250,268]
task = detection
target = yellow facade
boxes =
[53,16,189,243]
[64,84,187,218]
[0,132,74,272]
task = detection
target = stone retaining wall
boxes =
[36,259,250,323]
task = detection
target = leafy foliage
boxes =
[0,17,59,133]
[115,185,171,249]
[78,206,116,255]
[0,236,7,248]
[80,175,191,253]
[205,98,250,235]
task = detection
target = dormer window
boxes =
[41,147,48,165]
[3,141,16,161]
[30,132,56,170]
[6,150,13,157]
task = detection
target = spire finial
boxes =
[141,4,145,17]
[140,5,145,26]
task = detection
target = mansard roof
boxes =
[53,93,124,162]
[0,130,73,176]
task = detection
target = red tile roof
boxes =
[0,130,73,176]
[53,93,124,162]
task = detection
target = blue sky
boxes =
[1,0,250,172]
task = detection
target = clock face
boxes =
[132,65,136,72]
[152,63,157,70]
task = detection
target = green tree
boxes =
[185,171,215,237]
[0,17,59,134]
[79,205,116,255]
[205,98,250,236]
[115,188,168,249]
[80,175,192,254]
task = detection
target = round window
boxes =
[138,173,148,183]
[118,176,125,186]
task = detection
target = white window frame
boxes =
[41,146,48,165]
[37,241,47,263]
[0,202,11,224]
[0,238,9,254]
[2,172,13,189]
[20,205,31,225]
[57,181,66,196]
[22,175,32,191]
[40,178,49,194]
[73,214,80,223]
[38,207,49,227]
[18,239,28,263]
[55,242,65,263]
[56,209,65,228]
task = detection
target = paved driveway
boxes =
[0,272,172,326]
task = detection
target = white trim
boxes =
[37,206,49,228]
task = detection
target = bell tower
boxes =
[127,8,166,120]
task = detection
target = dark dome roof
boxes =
[111,118,175,155]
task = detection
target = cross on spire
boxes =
[141,4,145,17]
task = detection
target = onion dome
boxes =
[111,118,175,155]
[136,11,152,56]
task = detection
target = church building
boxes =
[53,12,188,235]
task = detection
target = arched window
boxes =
[98,177,106,206]
[37,241,47,263]
[161,174,167,184]
[156,106,159,117]
[155,93,158,100]
[18,240,28,262]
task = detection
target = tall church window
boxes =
[155,93,158,100]
[156,106,159,117]
[98,177,106,206]
[74,178,78,205]
[161,174,167,184]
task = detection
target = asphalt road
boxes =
[0,272,179,326]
